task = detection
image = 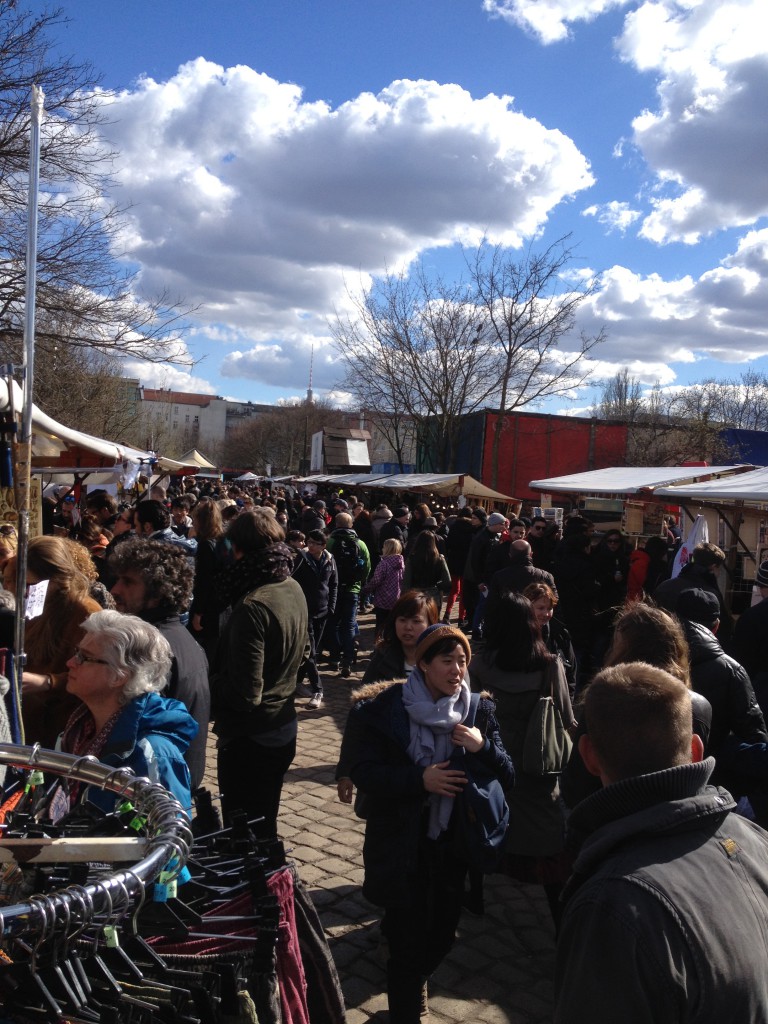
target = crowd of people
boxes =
[5,478,768,1021]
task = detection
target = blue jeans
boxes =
[328,590,359,664]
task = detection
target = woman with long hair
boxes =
[361,589,439,686]
[7,536,102,748]
[470,591,575,921]
[189,496,226,659]
[522,581,577,698]
[402,530,451,613]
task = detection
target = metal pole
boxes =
[13,85,45,743]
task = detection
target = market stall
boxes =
[298,471,521,515]
[529,464,758,614]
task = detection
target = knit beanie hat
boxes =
[413,624,471,666]
[471,507,487,524]
[757,561,768,588]
[676,588,720,626]
[394,505,410,518]
[487,512,507,528]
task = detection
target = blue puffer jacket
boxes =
[74,693,198,815]
[347,678,514,907]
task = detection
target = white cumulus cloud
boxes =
[582,200,642,234]
[96,61,594,391]
[576,228,768,365]
[619,0,768,242]
[482,0,631,44]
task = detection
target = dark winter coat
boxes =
[654,561,733,639]
[464,528,501,586]
[292,548,338,618]
[147,611,211,790]
[468,652,572,857]
[728,597,768,711]
[377,517,408,551]
[345,680,514,907]
[487,560,557,611]
[555,759,768,1024]
[444,517,475,577]
[684,619,768,757]
[361,642,409,686]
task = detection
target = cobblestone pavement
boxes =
[203,610,556,1023]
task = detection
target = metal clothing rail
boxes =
[0,744,192,939]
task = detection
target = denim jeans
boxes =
[328,590,359,664]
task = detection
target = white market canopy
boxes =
[0,378,190,477]
[299,472,519,504]
[654,465,768,504]
[528,466,753,496]
[178,448,218,470]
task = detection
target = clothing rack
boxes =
[0,743,192,938]
[0,747,346,1023]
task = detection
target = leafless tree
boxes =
[469,236,605,488]
[332,267,502,472]
[223,398,347,475]
[0,2,193,404]
[594,370,738,465]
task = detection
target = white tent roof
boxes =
[655,465,768,503]
[0,378,189,474]
[298,472,519,503]
[178,448,217,470]
[528,466,751,495]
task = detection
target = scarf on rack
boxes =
[402,668,471,840]
[214,542,296,608]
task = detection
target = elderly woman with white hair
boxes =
[50,610,198,818]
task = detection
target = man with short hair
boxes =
[654,541,732,636]
[85,490,118,528]
[135,499,197,556]
[326,512,370,677]
[486,539,557,621]
[378,504,410,550]
[527,515,550,569]
[109,538,210,789]
[464,511,506,638]
[555,662,768,1023]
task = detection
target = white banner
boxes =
[671,514,709,579]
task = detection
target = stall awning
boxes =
[654,465,768,503]
[0,378,191,475]
[298,472,519,503]
[528,466,752,495]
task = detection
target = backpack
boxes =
[450,694,510,873]
[333,532,366,587]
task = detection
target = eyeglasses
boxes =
[530,525,546,532]
[606,538,622,545]
[72,646,111,666]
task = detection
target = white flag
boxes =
[671,514,709,579]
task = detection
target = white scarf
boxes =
[402,668,471,839]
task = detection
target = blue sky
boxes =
[35,0,768,412]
